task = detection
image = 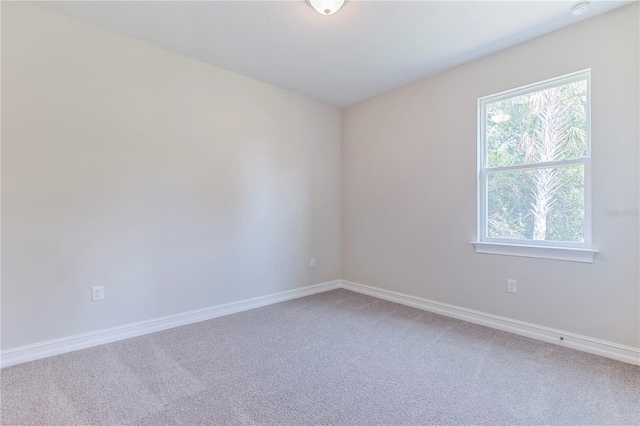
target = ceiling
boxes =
[33,1,633,107]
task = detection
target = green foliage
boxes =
[485,80,587,242]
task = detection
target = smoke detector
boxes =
[571,2,590,16]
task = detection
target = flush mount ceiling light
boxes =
[570,2,590,16]
[306,0,347,16]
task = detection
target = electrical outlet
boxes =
[507,279,517,294]
[92,286,104,301]
[310,258,316,268]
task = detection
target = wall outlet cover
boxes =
[92,286,104,301]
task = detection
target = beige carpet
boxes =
[1,289,639,425]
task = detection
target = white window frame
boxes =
[472,70,597,263]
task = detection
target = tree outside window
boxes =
[478,71,591,247]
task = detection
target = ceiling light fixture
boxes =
[306,0,347,16]
[570,2,590,16]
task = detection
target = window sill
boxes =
[471,242,598,263]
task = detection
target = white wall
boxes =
[342,4,639,348]
[3,2,638,355]
[1,3,341,350]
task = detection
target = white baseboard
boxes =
[0,280,341,368]
[341,280,640,366]
[4,279,638,368]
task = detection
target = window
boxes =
[473,70,597,263]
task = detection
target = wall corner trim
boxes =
[340,280,640,366]
[0,280,341,368]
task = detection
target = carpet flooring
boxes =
[1,289,639,425]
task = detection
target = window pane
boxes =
[487,165,584,242]
[486,79,587,168]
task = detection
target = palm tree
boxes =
[517,83,586,240]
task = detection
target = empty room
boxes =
[1,0,639,424]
